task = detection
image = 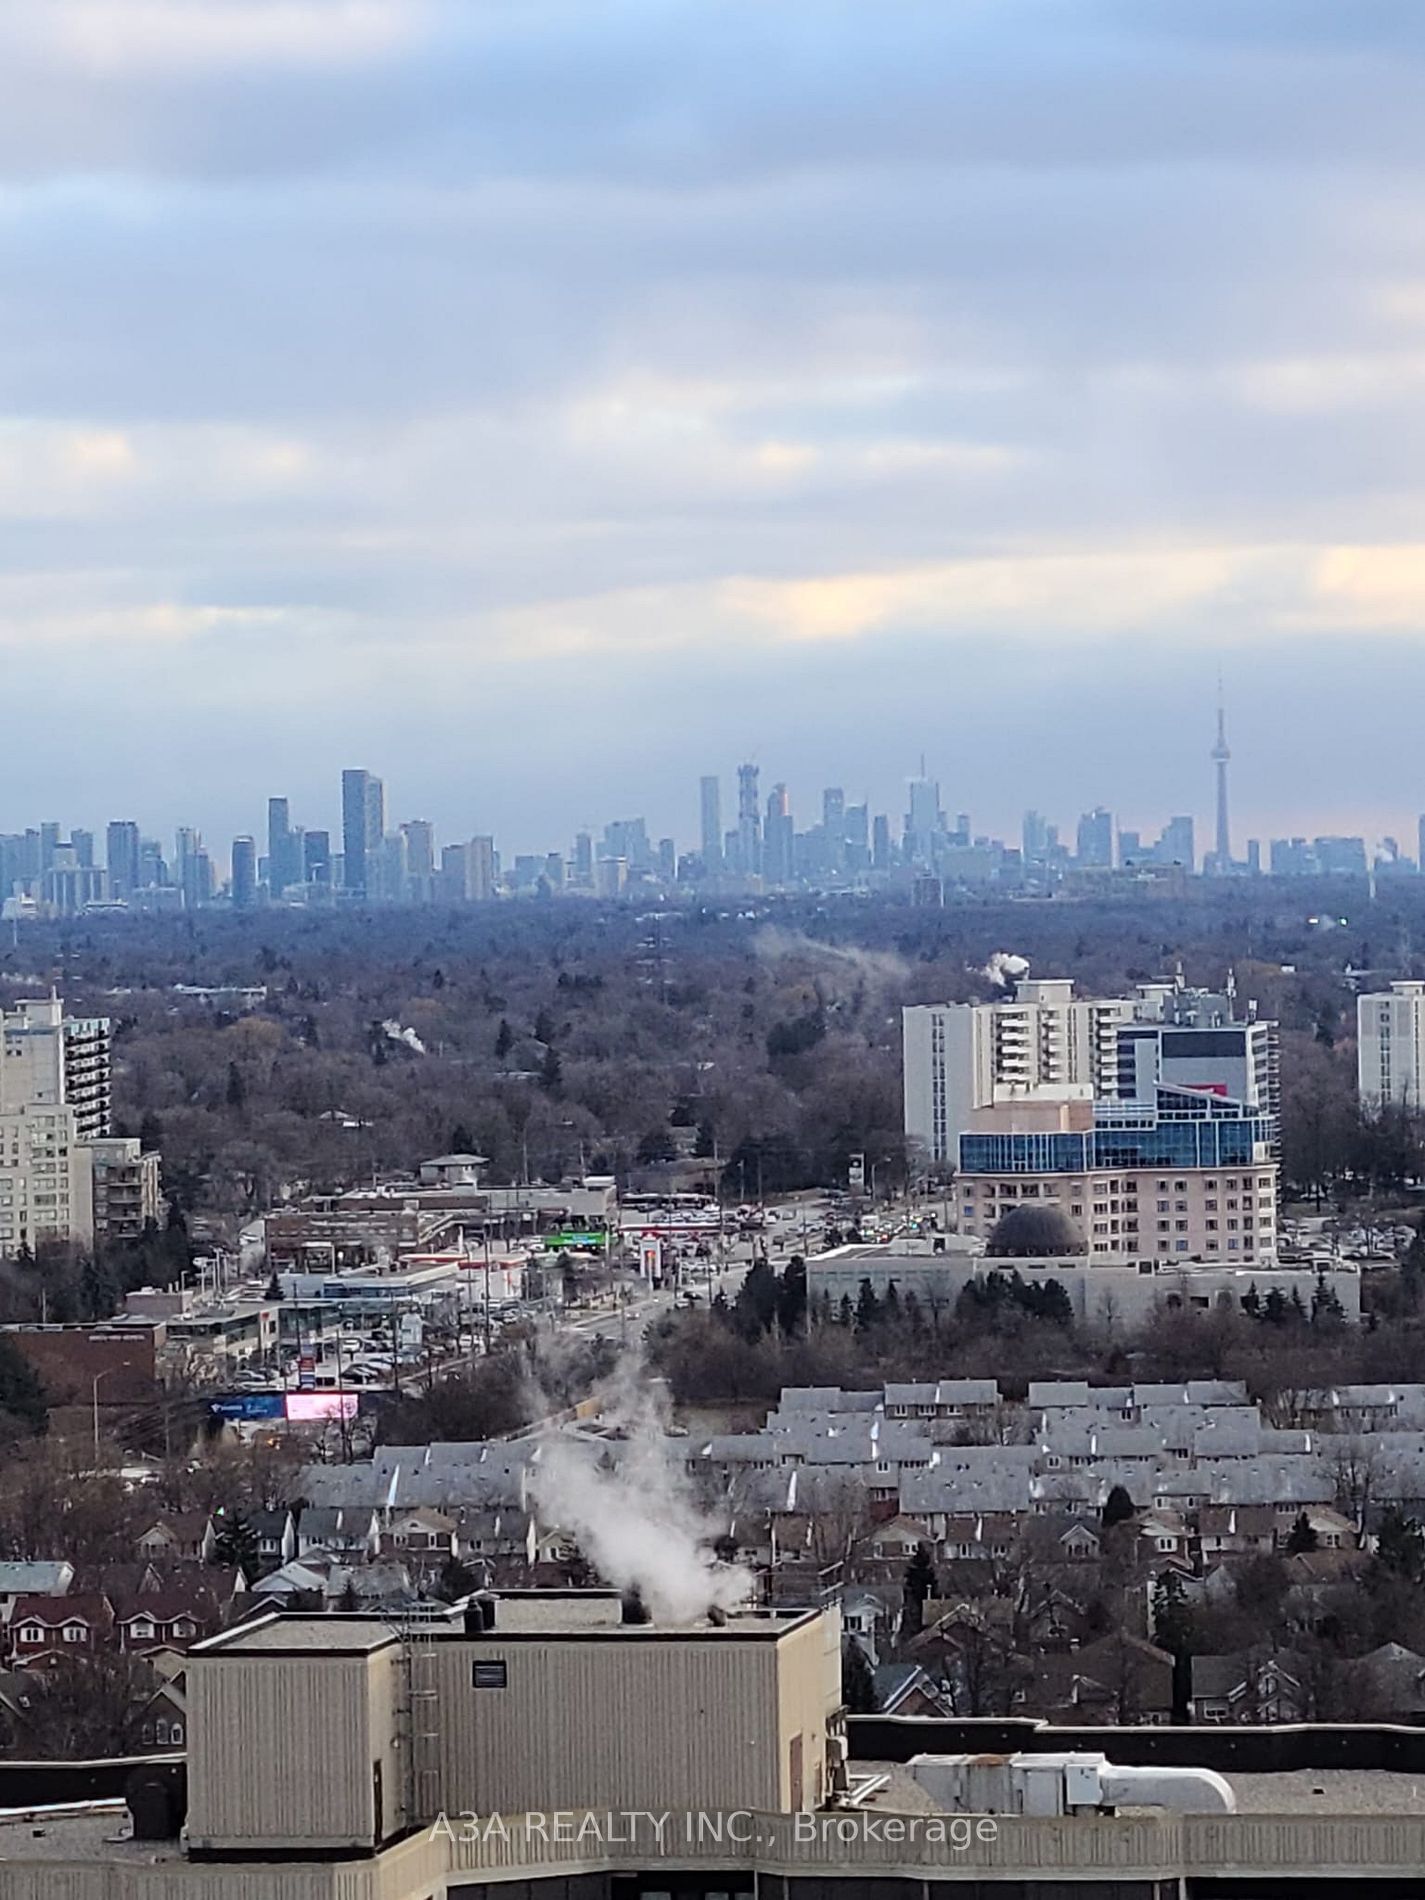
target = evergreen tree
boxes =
[1102,1484,1137,1528]
[854,1278,882,1334]
[449,1123,475,1154]
[0,1336,48,1439]
[837,1293,854,1328]
[901,1542,936,1639]
[1376,1508,1425,1583]
[225,1062,246,1110]
[1285,1511,1318,1553]
[494,1019,514,1060]
[209,1509,262,1584]
[841,1637,878,1714]
[776,1256,807,1335]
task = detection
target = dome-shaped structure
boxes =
[984,1203,1088,1258]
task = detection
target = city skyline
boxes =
[4,7,1425,843]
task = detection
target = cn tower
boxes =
[1212,693,1231,872]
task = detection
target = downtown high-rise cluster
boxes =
[2,714,1423,915]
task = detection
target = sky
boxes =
[3,1,1425,858]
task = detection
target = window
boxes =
[17,1624,41,1643]
[62,1623,85,1642]
[472,1660,508,1689]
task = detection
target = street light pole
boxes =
[91,1368,114,1466]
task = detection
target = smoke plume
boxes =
[530,1354,750,1626]
[381,1019,427,1055]
[980,952,1030,988]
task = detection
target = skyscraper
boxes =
[737,763,761,877]
[1076,807,1114,869]
[341,769,384,898]
[764,784,794,885]
[231,837,257,908]
[904,775,941,865]
[402,820,436,902]
[1211,694,1232,873]
[106,821,141,899]
[304,830,331,886]
[699,776,722,869]
[267,796,296,898]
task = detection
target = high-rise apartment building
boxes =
[699,775,722,868]
[105,821,141,899]
[1,996,112,1140]
[468,835,496,902]
[303,829,331,886]
[401,820,436,902]
[0,1105,93,1254]
[340,770,384,898]
[87,1134,163,1244]
[231,837,257,908]
[905,977,1280,1264]
[1358,981,1425,1112]
[1076,806,1114,868]
[267,796,302,897]
[764,784,794,885]
[736,763,761,877]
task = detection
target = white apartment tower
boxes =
[903,979,1136,1166]
[1358,982,1425,1112]
[0,995,112,1139]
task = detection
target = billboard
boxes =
[285,1392,359,1423]
[209,1393,285,1422]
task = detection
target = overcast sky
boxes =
[3,1,1425,859]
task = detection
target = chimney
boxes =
[621,1587,651,1626]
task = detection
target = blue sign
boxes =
[209,1393,286,1421]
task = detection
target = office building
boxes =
[1,996,112,1141]
[105,821,141,900]
[87,1134,163,1244]
[230,838,257,909]
[904,774,941,865]
[341,769,384,898]
[1359,981,1425,1112]
[699,774,722,868]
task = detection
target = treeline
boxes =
[2,883,1420,1227]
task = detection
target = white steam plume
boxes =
[530,1355,750,1626]
[381,1019,427,1055]
[980,952,1030,988]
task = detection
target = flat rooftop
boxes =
[196,1603,821,1655]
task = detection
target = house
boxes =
[840,1585,899,1666]
[1358,1643,1425,1722]
[7,1593,115,1665]
[1027,1634,1175,1726]
[135,1513,214,1564]
[379,1507,461,1563]
[866,1516,933,1562]
[1199,1504,1276,1562]
[1275,1505,1358,1552]
[0,1563,74,1625]
[112,1588,218,1657]
[293,1507,379,1564]
[1191,1650,1308,1724]
[871,1661,955,1717]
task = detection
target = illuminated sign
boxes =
[286,1392,359,1422]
